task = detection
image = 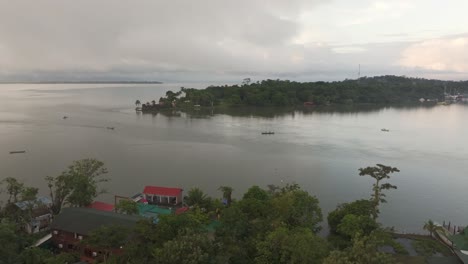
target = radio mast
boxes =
[358,64,361,79]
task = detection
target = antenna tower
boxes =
[358,64,361,79]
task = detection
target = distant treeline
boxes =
[157,76,468,108]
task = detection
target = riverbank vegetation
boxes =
[139,76,468,110]
[0,161,456,263]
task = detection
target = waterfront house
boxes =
[14,196,53,234]
[50,207,140,263]
[142,185,183,206]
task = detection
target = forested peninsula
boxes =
[142,76,468,110]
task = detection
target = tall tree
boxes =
[219,186,233,206]
[1,177,24,203]
[358,164,400,220]
[45,174,72,215]
[135,100,141,107]
[46,158,109,214]
[20,187,38,202]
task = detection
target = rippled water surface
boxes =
[0,83,467,233]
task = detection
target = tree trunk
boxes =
[372,180,380,220]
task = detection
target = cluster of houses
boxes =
[17,185,188,263]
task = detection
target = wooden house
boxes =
[14,196,53,234]
[50,207,140,263]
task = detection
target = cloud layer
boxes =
[400,36,468,73]
[0,0,468,82]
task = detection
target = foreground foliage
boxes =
[0,162,422,263]
[45,158,109,214]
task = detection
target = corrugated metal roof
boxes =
[51,207,141,235]
[15,196,52,210]
[143,186,182,196]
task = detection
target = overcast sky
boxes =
[1,0,468,82]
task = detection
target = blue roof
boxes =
[15,196,52,210]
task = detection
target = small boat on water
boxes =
[381,128,390,132]
[9,150,26,154]
[261,132,275,135]
[106,127,115,130]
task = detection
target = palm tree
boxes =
[423,219,442,237]
[184,187,209,208]
[218,186,233,206]
[135,100,141,107]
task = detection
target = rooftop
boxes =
[15,196,52,210]
[143,186,183,196]
[87,201,115,212]
[51,207,141,235]
[137,203,172,218]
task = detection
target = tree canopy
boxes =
[149,76,468,108]
[116,199,138,215]
[46,158,109,214]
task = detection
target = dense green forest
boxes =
[0,160,455,263]
[149,76,468,108]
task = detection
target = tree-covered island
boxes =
[137,76,468,111]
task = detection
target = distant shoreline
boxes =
[0,81,163,84]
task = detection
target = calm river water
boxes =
[0,83,467,233]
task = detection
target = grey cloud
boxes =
[0,0,466,82]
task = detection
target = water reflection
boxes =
[141,103,443,119]
[1,84,467,234]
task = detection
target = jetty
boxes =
[261,132,275,135]
[435,221,468,263]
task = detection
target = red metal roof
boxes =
[143,186,183,196]
[87,201,115,212]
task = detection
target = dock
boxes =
[435,221,468,263]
